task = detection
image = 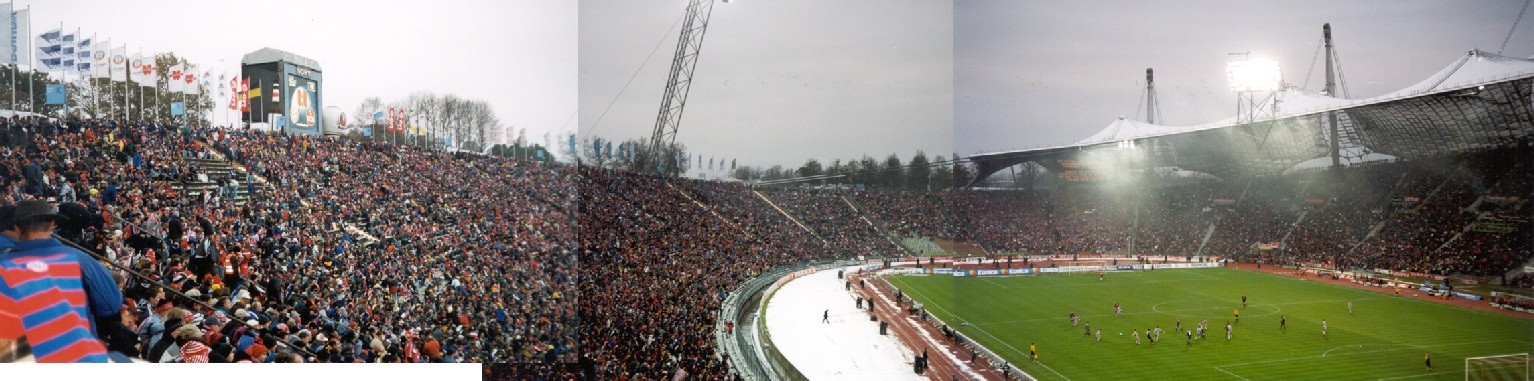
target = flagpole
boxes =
[137,49,143,122]
[24,6,31,114]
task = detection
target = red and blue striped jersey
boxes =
[0,251,109,362]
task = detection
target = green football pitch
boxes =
[888,268,1533,380]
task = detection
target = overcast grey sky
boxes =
[580,0,952,172]
[956,0,1534,157]
[31,0,575,144]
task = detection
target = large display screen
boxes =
[287,73,319,132]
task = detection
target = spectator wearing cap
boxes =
[139,299,173,354]
[245,341,268,363]
[0,200,115,362]
[171,325,208,363]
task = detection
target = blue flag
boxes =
[170,102,185,116]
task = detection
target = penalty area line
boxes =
[1214,366,1252,381]
[895,279,1072,381]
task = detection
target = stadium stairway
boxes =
[164,156,275,207]
[189,139,382,245]
[1193,222,1216,256]
[750,190,828,245]
[669,183,843,267]
[838,195,914,256]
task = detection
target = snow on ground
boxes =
[764,267,925,381]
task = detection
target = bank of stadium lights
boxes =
[1225,60,1283,93]
[1117,140,1137,149]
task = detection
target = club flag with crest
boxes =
[109,45,127,81]
[182,64,198,94]
[168,64,184,92]
[128,54,144,85]
[91,39,110,78]
[136,55,157,87]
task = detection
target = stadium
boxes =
[577,11,1531,381]
[587,44,1534,378]
[0,1,1529,381]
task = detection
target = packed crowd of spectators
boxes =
[1201,179,1302,257]
[1353,173,1481,274]
[758,188,903,258]
[581,168,828,379]
[1281,165,1399,263]
[3,111,1525,373]
[845,190,957,239]
[1132,186,1215,256]
[0,116,577,364]
[949,190,1056,253]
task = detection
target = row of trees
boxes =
[573,133,973,192]
[353,92,511,154]
[738,151,963,191]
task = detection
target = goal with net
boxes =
[1467,353,1530,381]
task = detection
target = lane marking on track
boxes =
[875,277,987,380]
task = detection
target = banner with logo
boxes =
[91,39,109,78]
[182,64,199,94]
[108,45,127,81]
[168,64,185,92]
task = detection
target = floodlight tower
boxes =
[1145,68,1160,124]
[1226,58,1283,126]
[1324,23,1341,169]
[650,0,719,174]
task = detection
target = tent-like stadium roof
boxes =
[966,50,1534,186]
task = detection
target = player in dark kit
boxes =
[1242,295,1247,308]
[823,309,829,323]
[1280,315,1286,331]
[1425,352,1431,371]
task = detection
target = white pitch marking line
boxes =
[1214,366,1252,381]
[894,278,1072,381]
[1321,345,1365,357]
[876,278,985,380]
[1374,371,1456,381]
[1216,339,1527,369]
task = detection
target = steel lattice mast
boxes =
[1324,23,1341,169]
[649,0,717,174]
